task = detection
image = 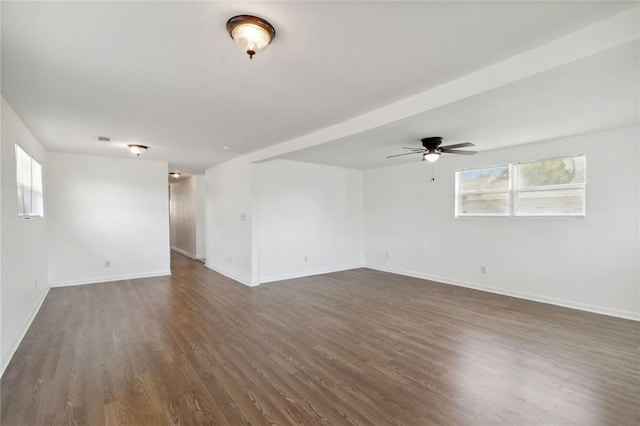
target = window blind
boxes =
[15,144,44,217]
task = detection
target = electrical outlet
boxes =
[105,260,111,268]
[480,266,486,274]
[228,257,232,264]
[304,256,308,262]
[385,252,389,259]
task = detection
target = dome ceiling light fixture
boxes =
[128,144,148,157]
[170,172,181,179]
[226,14,276,60]
[423,148,441,163]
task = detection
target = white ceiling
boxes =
[280,41,639,169]
[2,2,636,174]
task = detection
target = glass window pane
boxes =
[517,156,585,188]
[458,193,510,216]
[16,144,32,216]
[517,188,585,216]
[31,160,44,217]
[31,160,43,192]
[458,166,510,192]
[15,144,44,217]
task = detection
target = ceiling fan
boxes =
[387,137,477,162]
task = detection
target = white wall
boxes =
[46,153,171,286]
[254,160,363,283]
[195,176,206,260]
[1,97,49,374]
[205,157,253,285]
[363,125,639,319]
[170,175,205,260]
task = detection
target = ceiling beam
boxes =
[238,6,638,165]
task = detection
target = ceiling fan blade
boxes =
[386,151,424,158]
[402,147,425,151]
[440,142,475,150]
[441,149,477,155]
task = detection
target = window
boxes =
[455,155,585,218]
[15,143,44,218]
[456,165,511,216]
[515,156,586,216]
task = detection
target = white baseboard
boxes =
[366,265,639,321]
[204,263,255,287]
[171,246,196,259]
[259,264,364,284]
[50,270,172,287]
[1,287,50,378]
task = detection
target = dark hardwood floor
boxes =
[2,252,638,425]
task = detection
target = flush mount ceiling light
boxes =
[170,172,181,179]
[128,144,148,156]
[226,15,276,60]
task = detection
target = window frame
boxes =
[455,155,586,219]
[15,143,44,219]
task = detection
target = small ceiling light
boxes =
[424,148,441,163]
[170,172,181,179]
[128,144,148,156]
[226,15,276,60]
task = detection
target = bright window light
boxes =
[15,143,44,218]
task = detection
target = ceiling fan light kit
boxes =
[424,148,440,162]
[386,137,477,162]
[226,15,276,60]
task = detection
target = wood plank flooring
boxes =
[2,252,638,425]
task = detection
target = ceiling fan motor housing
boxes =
[421,137,443,149]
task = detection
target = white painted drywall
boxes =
[170,175,206,260]
[195,176,206,260]
[1,97,49,375]
[46,153,171,286]
[363,125,639,319]
[170,179,194,257]
[0,94,2,379]
[205,158,253,285]
[254,160,363,283]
